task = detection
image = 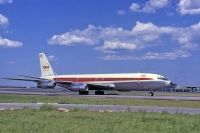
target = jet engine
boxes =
[69,83,88,91]
[37,80,56,88]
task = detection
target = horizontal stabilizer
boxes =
[2,77,40,82]
[18,75,47,80]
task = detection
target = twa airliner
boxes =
[4,53,176,96]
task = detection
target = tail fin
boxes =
[39,53,55,78]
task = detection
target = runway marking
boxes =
[0,103,200,115]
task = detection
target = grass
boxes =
[0,109,200,133]
[0,94,200,108]
[39,104,56,111]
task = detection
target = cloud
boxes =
[49,33,93,46]
[0,1,22,49]
[48,55,57,62]
[0,13,9,26]
[0,37,23,48]
[178,0,200,15]
[48,25,97,46]
[143,50,191,60]
[129,0,169,13]
[129,3,140,12]
[8,60,16,64]
[49,25,134,48]
[128,0,200,15]
[0,0,13,4]
[100,50,191,61]
[96,40,137,51]
[48,21,200,60]
[117,10,126,15]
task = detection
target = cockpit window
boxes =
[158,77,168,81]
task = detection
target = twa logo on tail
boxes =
[42,65,49,70]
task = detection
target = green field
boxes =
[0,109,200,133]
[0,94,200,133]
[0,94,200,108]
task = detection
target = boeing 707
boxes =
[3,53,176,96]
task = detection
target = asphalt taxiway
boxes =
[1,87,200,114]
[0,103,200,115]
[0,87,70,96]
[1,87,200,101]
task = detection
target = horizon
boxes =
[0,0,200,86]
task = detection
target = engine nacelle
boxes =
[68,83,88,91]
[37,80,56,89]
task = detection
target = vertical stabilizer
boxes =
[39,53,55,78]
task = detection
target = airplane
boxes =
[3,53,176,96]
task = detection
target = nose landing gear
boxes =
[148,91,154,96]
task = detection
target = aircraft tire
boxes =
[148,92,154,96]
[79,90,89,95]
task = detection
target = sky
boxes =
[0,0,200,86]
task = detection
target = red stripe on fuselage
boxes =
[53,77,153,82]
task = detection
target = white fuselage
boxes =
[46,73,172,91]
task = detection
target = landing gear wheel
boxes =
[95,90,104,95]
[79,90,89,95]
[148,92,154,96]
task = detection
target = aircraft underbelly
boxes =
[114,81,164,91]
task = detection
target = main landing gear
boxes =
[79,90,89,95]
[78,90,105,95]
[95,90,104,95]
[148,91,154,96]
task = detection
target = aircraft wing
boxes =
[87,83,115,89]
[2,77,40,82]
[54,80,72,85]
[54,80,73,88]
[54,80,115,90]
[3,76,116,90]
[2,75,48,83]
[18,75,47,80]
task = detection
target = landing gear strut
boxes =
[95,90,104,95]
[79,90,89,95]
[148,91,154,96]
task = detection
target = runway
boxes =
[0,87,70,96]
[1,87,200,114]
[1,103,200,115]
[1,87,200,101]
